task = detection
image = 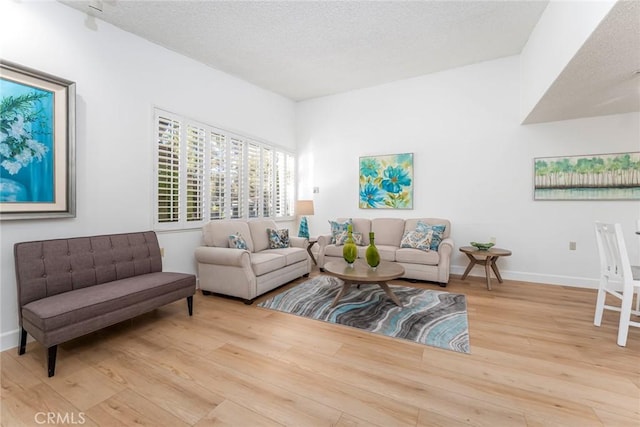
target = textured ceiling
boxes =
[522,0,640,123]
[58,0,639,123]
[59,0,547,101]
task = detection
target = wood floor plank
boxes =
[84,388,190,427]
[137,344,343,426]
[194,399,283,427]
[2,272,638,426]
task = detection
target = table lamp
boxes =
[295,200,314,238]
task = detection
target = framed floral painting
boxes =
[0,61,76,220]
[359,153,413,209]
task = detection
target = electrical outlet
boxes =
[569,241,576,251]
[160,247,165,257]
[313,187,320,194]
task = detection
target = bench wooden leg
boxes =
[47,346,57,377]
[18,328,27,355]
[187,296,193,316]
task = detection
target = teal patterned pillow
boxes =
[400,230,433,251]
[416,221,446,250]
[328,219,352,244]
[334,231,364,246]
[267,228,290,249]
[228,232,248,250]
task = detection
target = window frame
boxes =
[153,109,295,231]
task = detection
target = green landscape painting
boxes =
[534,152,640,200]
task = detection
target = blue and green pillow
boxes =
[228,232,248,250]
[267,228,290,249]
[416,221,446,250]
[328,219,352,244]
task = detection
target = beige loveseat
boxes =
[317,218,453,286]
[194,219,311,303]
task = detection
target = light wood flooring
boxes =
[1,270,639,426]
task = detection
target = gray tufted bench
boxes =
[14,231,196,377]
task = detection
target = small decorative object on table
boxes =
[342,224,357,267]
[470,241,495,251]
[366,231,380,270]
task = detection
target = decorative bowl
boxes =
[470,241,495,251]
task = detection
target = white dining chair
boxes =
[594,222,640,346]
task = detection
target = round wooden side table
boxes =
[459,246,512,290]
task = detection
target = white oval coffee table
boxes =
[323,259,405,308]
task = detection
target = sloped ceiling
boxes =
[58,0,639,124]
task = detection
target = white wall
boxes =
[296,55,640,287]
[0,1,296,350]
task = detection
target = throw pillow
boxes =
[267,228,290,249]
[416,221,446,250]
[228,232,248,250]
[400,230,433,251]
[334,231,364,246]
[328,219,352,244]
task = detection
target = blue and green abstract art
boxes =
[359,153,413,209]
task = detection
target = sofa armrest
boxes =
[317,234,333,248]
[194,246,251,267]
[436,237,454,283]
[289,236,308,249]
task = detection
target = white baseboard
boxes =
[450,265,598,289]
[1,328,21,353]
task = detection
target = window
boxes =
[154,109,295,229]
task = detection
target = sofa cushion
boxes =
[416,221,446,250]
[249,219,279,252]
[376,244,397,262]
[324,244,369,259]
[267,228,290,249]
[203,221,254,252]
[228,232,248,250]
[324,244,344,258]
[265,247,307,266]
[371,218,405,246]
[396,248,440,265]
[250,252,287,276]
[21,272,195,332]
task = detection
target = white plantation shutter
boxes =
[154,108,294,229]
[247,142,261,218]
[262,146,274,218]
[285,153,295,217]
[156,115,180,224]
[210,130,226,220]
[185,125,206,222]
[275,151,286,217]
[229,137,244,219]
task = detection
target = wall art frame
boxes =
[533,152,640,201]
[0,60,76,220]
[359,152,413,209]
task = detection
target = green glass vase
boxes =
[365,232,380,270]
[342,225,357,266]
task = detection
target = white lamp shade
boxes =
[295,200,314,216]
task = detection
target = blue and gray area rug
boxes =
[258,275,470,353]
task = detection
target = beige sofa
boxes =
[317,218,453,286]
[195,219,311,303]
